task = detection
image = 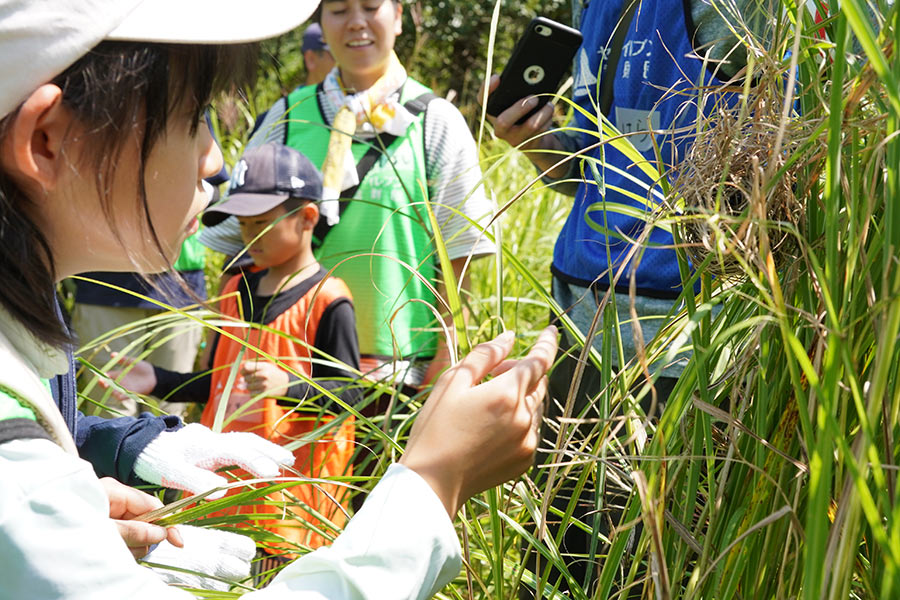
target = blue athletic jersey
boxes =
[552,0,736,297]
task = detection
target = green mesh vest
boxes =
[172,232,206,272]
[285,79,438,359]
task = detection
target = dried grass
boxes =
[670,64,819,280]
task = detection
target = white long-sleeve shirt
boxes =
[0,440,461,599]
[0,307,461,599]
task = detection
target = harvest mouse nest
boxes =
[669,81,812,281]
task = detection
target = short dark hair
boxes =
[281,197,315,215]
[0,41,256,347]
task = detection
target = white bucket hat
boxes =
[0,0,320,119]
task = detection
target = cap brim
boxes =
[201,192,289,227]
[107,0,320,44]
[198,217,245,257]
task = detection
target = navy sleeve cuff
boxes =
[75,411,182,487]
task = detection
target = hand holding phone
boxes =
[486,17,583,123]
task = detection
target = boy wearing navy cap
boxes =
[115,142,360,563]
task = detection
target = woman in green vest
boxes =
[203,0,496,390]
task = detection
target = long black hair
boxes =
[0,41,256,348]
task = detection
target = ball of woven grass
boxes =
[670,90,808,281]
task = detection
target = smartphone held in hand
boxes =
[486,16,583,123]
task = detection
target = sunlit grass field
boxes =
[72,1,900,598]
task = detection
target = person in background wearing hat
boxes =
[108,142,360,577]
[302,22,335,86]
[199,25,333,287]
[200,0,497,395]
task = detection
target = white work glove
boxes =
[143,524,256,591]
[133,423,295,499]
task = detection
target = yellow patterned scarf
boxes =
[319,52,415,226]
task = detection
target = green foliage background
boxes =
[214,0,568,150]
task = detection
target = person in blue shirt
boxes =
[488,0,765,596]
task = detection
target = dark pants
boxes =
[519,319,678,599]
[251,549,291,588]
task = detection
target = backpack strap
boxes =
[312,91,439,248]
[404,92,438,117]
[0,327,77,454]
[599,0,639,116]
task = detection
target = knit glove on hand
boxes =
[143,525,256,592]
[133,423,295,499]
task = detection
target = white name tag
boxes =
[614,106,660,152]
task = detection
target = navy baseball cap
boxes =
[301,22,329,52]
[202,143,323,226]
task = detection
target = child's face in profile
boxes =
[59,107,223,275]
[134,113,224,268]
[237,203,306,269]
[2,91,223,278]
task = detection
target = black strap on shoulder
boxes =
[313,82,327,139]
[404,92,438,117]
[281,83,327,145]
[599,0,640,116]
[0,418,52,445]
[312,91,439,248]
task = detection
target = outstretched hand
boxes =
[400,326,558,516]
[99,477,183,560]
[100,353,157,402]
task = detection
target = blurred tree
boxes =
[399,0,569,121]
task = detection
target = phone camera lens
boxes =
[535,25,551,37]
[523,65,545,85]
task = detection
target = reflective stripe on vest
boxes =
[284,80,438,359]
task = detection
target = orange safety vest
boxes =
[200,272,355,553]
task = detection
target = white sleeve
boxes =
[250,464,462,600]
[197,215,244,257]
[1,440,461,600]
[424,99,497,261]
[0,438,194,600]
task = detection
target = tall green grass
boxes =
[73,1,900,597]
[456,1,900,598]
